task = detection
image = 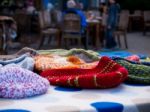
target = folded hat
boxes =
[113,57,150,84]
[0,54,35,71]
[34,55,99,72]
[0,47,37,61]
[16,47,38,56]
[0,54,28,65]
[0,66,49,99]
[38,48,100,62]
[34,55,79,72]
[41,57,128,89]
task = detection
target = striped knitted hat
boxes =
[41,57,128,89]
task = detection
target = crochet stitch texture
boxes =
[0,66,49,99]
[114,58,150,84]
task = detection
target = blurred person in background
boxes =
[26,0,36,14]
[99,3,108,47]
[100,3,108,27]
[47,2,54,12]
[64,0,87,49]
[76,2,84,10]
[65,0,87,33]
[105,0,120,49]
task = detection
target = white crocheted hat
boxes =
[0,66,49,99]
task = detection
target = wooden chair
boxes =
[121,10,130,15]
[0,26,4,54]
[38,10,61,49]
[0,16,17,54]
[134,10,142,16]
[0,26,7,55]
[52,10,63,27]
[62,13,84,48]
[13,13,31,34]
[114,11,129,49]
[132,10,143,31]
[143,11,150,35]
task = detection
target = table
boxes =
[0,84,150,112]
[0,16,15,53]
[87,19,101,49]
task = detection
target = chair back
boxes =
[63,13,81,33]
[121,10,130,15]
[13,13,30,33]
[118,11,129,30]
[134,10,142,16]
[143,11,150,22]
[0,26,4,53]
[52,10,63,26]
[38,10,52,29]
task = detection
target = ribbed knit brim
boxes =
[41,57,128,89]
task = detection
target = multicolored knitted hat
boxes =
[0,54,35,71]
[41,57,128,89]
[38,48,100,62]
[0,66,49,99]
[34,55,98,72]
[113,57,150,84]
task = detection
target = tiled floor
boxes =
[5,32,150,56]
[126,32,150,55]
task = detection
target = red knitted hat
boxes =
[41,57,128,89]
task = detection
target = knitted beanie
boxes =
[34,55,99,72]
[0,47,37,61]
[0,66,49,99]
[113,57,150,84]
[41,57,128,89]
[38,49,100,62]
[0,54,35,71]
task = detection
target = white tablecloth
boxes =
[0,84,150,112]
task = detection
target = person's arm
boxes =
[76,10,87,27]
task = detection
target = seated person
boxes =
[64,0,87,33]
[63,0,87,49]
